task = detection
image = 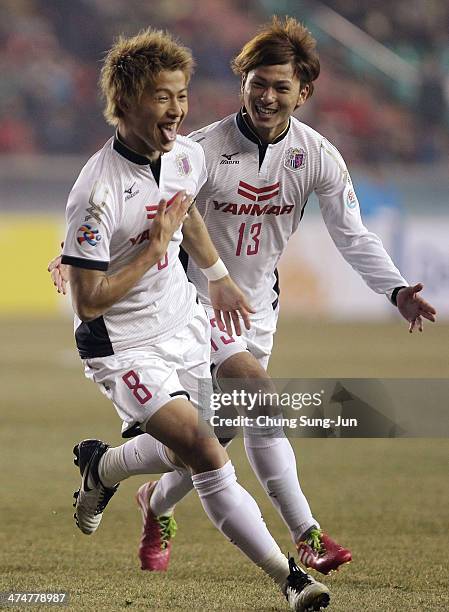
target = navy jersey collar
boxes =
[236,108,291,146]
[113,132,161,165]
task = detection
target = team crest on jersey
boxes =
[176,153,192,176]
[284,147,306,172]
[346,189,357,210]
[77,224,102,247]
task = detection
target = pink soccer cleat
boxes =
[136,481,177,571]
[297,528,352,576]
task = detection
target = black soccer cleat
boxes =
[284,556,330,611]
[72,439,119,535]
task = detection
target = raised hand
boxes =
[209,276,255,336]
[396,283,437,333]
[147,191,192,261]
[47,241,69,294]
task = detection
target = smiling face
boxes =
[242,63,308,143]
[118,69,188,161]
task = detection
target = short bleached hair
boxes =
[100,27,195,126]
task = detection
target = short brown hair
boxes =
[231,16,320,98]
[100,27,195,126]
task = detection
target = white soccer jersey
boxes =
[186,110,407,318]
[62,134,207,358]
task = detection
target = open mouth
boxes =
[255,104,277,119]
[159,122,178,142]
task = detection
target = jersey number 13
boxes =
[235,222,262,256]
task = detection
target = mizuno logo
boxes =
[237,180,280,202]
[220,152,240,165]
[124,181,139,201]
[222,152,239,160]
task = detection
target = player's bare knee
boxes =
[181,433,228,472]
[218,351,267,384]
[217,352,278,417]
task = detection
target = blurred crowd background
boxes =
[1,0,448,320]
[1,0,448,163]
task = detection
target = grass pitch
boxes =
[1,318,448,611]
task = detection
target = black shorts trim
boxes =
[272,268,280,310]
[170,390,190,401]
[76,317,114,358]
[179,246,189,274]
[121,423,145,438]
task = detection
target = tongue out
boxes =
[160,125,177,142]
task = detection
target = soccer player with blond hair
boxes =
[58,26,331,612]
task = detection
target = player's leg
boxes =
[218,350,351,575]
[208,304,350,574]
[77,392,331,610]
[73,338,196,535]
[218,350,316,539]
[133,327,320,572]
[75,310,330,608]
[129,308,329,609]
[136,311,318,570]
[72,343,193,536]
[145,397,330,610]
[135,308,246,568]
[78,343,273,565]
[209,308,335,565]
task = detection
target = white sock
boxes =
[244,424,318,543]
[192,460,286,573]
[98,434,176,488]
[150,470,194,517]
[147,437,234,517]
[257,545,290,589]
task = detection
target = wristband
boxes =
[201,258,228,281]
[390,286,407,306]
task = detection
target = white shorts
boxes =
[84,303,213,437]
[206,304,279,372]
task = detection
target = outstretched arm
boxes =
[316,142,437,331]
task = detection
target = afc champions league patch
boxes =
[284,147,306,172]
[345,188,358,210]
[77,224,102,247]
[176,153,192,177]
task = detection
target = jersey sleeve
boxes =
[61,178,115,271]
[193,146,208,198]
[315,140,408,299]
